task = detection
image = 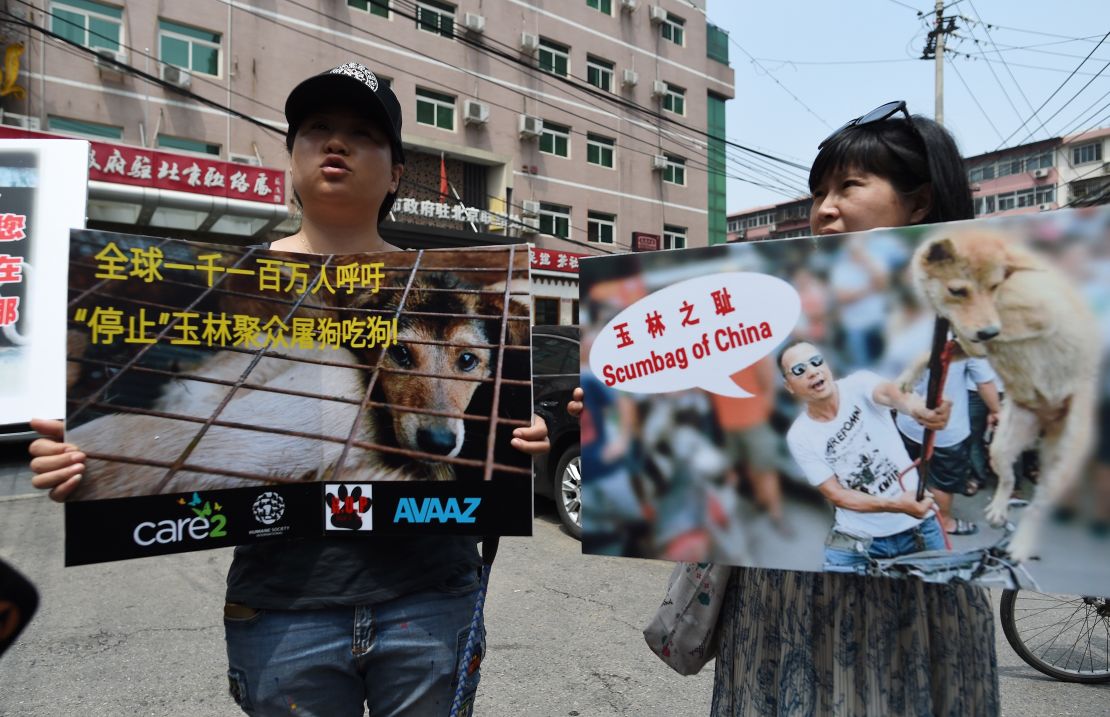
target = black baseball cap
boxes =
[284,62,405,164]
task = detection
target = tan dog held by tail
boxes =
[909,228,1100,561]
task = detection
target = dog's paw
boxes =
[1007,524,1037,563]
[985,497,1010,527]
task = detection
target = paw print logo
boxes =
[325,484,372,531]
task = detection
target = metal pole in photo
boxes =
[449,536,499,717]
[918,316,953,502]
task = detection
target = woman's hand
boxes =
[511,413,549,455]
[27,418,85,502]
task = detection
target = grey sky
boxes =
[705,0,1110,212]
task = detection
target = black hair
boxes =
[808,114,974,224]
[285,115,404,226]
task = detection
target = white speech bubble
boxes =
[588,272,801,398]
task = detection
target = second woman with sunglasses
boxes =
[711,104,1000,716]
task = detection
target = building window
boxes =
[586,0,612,14]
[157,134,220,156]
[587,211,615,244]
[586,133,614,168]
[348,0,389,17]
[660,12,685,45]
[539,202,570,239]
[159,20,220,76]
[540,121,570,158]
[538,38,570,77]
[416,87,455,130]
[662,154,686,185]
[48,115,122,140]
[51,0,122,52]
[534,298,560,325]
[663,224,686,250]
[586,55,614,92]
[571,299,579,324]
[662,83,685,115]
[415,0,454,37]
[1073,142,1103,165]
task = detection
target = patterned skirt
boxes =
[711,568,999,717]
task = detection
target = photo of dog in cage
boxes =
[62,229,533,501]
[580,206,1110,595]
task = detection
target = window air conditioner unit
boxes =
[228,153,262,167]
[464,99,490,125]
[1032,168,1049,179]
[160,64,192,90]
[1039,203,1054,211]
[651,154,668,171]
[519,114,543,139]
[651,80,668,97]
[970,183,981,192]
[649,5,667,23]
[93,48,128,80]
[621,0,638,11]
[521,200,541,216]
[520,32,540,53]
[0,112,41,131]
[621,68,638,87]
[463,13,485,33]
[520,217,540,233]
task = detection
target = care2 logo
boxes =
[132,492,228,547]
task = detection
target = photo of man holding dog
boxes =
[779,339,952,573]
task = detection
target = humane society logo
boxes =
[131,492,228,547]
[249,490,292,538]
[324,484,373,532]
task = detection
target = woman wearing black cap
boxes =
[29,61,549,717]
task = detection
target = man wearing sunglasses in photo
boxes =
[777,340,951,572]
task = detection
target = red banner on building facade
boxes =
[0,126,284,205]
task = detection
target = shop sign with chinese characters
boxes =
[0,126,284,205]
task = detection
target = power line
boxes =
[964,1,1037,117]
[1,9,284,136]
[269,0,812,194]
[949,18,1026,131]
[1018,56,1110,145]
[949,55,1004,142]
[726,36,833,129]
[1055,90,1110,138]
[993,30,1110,150]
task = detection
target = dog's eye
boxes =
[457,352,480,372]
[989,283,1002,292]
[947,287,968,298]
[387,344,412,367]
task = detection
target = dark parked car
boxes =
[531,325,581,538]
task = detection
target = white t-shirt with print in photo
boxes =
[786,371,923,538]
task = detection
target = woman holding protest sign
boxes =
[28,61,549,716]
[711,103,999,716]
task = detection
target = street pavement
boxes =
[0,445,1107,716]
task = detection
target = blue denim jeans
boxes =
[224,572,483,717]
[824,516,946,574]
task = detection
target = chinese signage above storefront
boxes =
[530,247,585,274]
[0,126,284,205]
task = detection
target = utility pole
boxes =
[921,2,958,126]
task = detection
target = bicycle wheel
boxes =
[999,589,1110,683]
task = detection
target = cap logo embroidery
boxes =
[330,62,378,92]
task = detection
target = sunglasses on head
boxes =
[818,100,914,150]
[789,354,824,377]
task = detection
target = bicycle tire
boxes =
[1000,589,1110,684]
